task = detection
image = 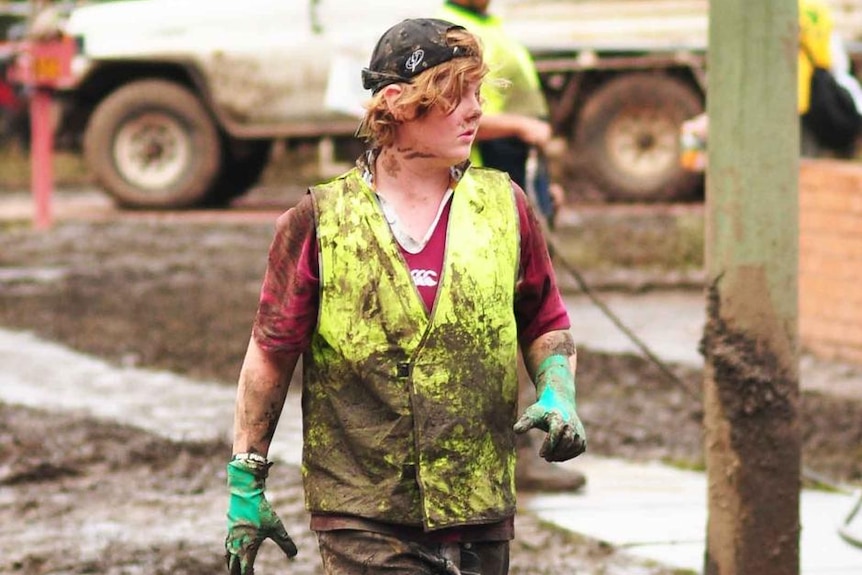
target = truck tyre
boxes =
[576,74,703,202]
[83,79,221,209]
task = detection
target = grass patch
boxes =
[0,144,91,190]
[661,457,706,473]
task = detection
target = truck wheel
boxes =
[206,139,273,205]
[576,74,703,202]
[84,79,221,209]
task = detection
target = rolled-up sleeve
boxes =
[252,194,320,354]
[513,186,571,347]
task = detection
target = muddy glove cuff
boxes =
[514,354,587,462]
[225,457,297,574]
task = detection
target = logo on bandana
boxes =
[405,49,425,73]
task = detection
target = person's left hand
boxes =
[514,355,586,462]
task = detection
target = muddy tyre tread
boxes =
[576,74,704,203]
[83,79,221,210]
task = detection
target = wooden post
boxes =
[702,0,801,573]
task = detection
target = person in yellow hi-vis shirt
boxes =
[440,0,564,229]
[441,0,587,495]
[799,0,834,116]
[682,0,862,170]
[799,0,838,154]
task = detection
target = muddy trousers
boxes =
[317,530,510,574]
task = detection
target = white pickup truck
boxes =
[13,0,862,208]
[33,0,435,208]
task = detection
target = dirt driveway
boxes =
[1,186,862,574]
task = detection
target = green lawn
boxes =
[0,145,91,190]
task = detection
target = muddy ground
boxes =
[2,188,862,574]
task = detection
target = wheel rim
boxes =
[113,112,191,191]
[606,109,678,184]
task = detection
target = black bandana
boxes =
[361,18,474,93]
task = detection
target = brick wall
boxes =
[800,159,862,364]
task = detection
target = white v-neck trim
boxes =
[376,189,454,254]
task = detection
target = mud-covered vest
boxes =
[304,166,520,530]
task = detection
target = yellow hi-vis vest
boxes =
[304,166,520,530]
[799,0,834,114]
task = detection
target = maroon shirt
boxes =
[252,183,570,354]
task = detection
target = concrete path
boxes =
[525,455,862,574]
[564,291,706,367]
[0,327,304,466]
[564,290,862,401]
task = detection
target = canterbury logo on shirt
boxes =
[411,269,438,287]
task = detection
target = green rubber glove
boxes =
[225,458,297,574]
[514,354,587,462]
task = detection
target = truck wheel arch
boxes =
[76,60,232,136]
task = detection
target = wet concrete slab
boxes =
[556,290,862,573]
[525,454,862,574]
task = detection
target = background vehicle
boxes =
[511,0,709,202]
[11,0,429,208]
[7,0,862,208]
[0,1,29,149]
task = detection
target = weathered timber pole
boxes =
[702,0,800,574]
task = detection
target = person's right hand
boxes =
[225,458,297,574]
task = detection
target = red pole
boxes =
[29,86,53,230]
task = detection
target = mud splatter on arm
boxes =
[232,336,301,457]
[522,329,577,384]
[235,196,317,457]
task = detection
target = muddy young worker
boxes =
[224,18,586,575]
